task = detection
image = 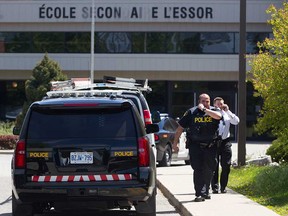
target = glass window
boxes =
[0,31,272,54]
[235,32,270,54]
[28,107,136,139]
[146,33,167,53]
[32,32,65,53]
[166,32,179,53]
[246,32,269,54]
[163,119,174,132]
[1,32,31,53]
[178,32,202,53]
[65,32,90,53]
[168,118,179,130]
[131,32,145,53]
[201,33,235,54]
[96,32,132,53]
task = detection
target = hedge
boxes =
[0,135,18,149]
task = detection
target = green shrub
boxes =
[266,138,288,163]
[0,135,18,149]
[0,121,15,135]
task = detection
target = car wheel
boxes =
[12,192,33,216]
[158,145,172,167]
[185,160,191,165]
[135,190,156,216]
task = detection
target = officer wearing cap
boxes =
[173,93,222,202]
[211,97,240,194]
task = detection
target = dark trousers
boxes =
[188,143,217,197]
[211,138,232,191]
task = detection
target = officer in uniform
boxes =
[211,97,240,194]
[173,93,222,202]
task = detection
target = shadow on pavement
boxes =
[0,196,12,206]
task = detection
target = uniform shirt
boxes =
[218,110,240,140]
[178,106,220,143]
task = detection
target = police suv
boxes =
[11,78,159,216]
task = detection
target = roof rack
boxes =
[49,76,152,93]
[46,90,125,98]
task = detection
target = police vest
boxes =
[186,109,220,143]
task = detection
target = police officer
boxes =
[211,97,240,194]
[173,93,222,202]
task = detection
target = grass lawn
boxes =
[228,165,288,216]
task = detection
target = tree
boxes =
[15,53,67,128]
[248,2,288,163]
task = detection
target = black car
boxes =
[12,96,158,216]
[154,116,190,167]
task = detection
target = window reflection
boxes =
[246,32,269,54]
[0,31,272,54]
[65,32,90,53]
[179,32,202,53]
[96,32,132,53]
[201,33,234,54]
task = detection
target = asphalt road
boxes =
[0,154,181,216]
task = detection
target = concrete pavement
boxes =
[156,141,280,216]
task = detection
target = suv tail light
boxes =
[138,137,150,167]
[15,140,26,169]
[143,110,152,125]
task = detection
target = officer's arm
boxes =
[172,126,184,152]
[198,104,222,120]
[204,109,222,120]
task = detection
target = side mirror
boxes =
[146,124,159,134]
[13,127,20,135]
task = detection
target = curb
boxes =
[0,150,14,154]
[157,179,193,216]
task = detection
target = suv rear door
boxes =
[24,101,144,183]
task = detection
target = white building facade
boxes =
[0,0,282,139]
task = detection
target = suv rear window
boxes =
[27,107,136,139]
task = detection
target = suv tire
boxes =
[12,193,33,216]
[135,190,156,216]
[159,145,172,167]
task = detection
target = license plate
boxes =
[70,152,93,164]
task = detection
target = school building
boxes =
[0,0,282,140]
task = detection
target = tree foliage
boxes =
[15,53,67,128]
[248,3,288,162]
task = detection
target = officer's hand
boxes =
[172,142,179,153]
[222,104,229,111]
[198,103,204,111]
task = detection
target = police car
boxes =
[49,76,157,159]
[11,79,159,216]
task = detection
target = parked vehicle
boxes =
[5,107,22,120]
[12,95,159,216]
[154,115,190,167]
[49,76,156,159]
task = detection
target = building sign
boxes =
[38,5,213,20]
[0,1,274,23]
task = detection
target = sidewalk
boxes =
[156,141,279,216]
[0,149,13,154]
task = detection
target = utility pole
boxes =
[238,0,247,166]
[90,0,95,84]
